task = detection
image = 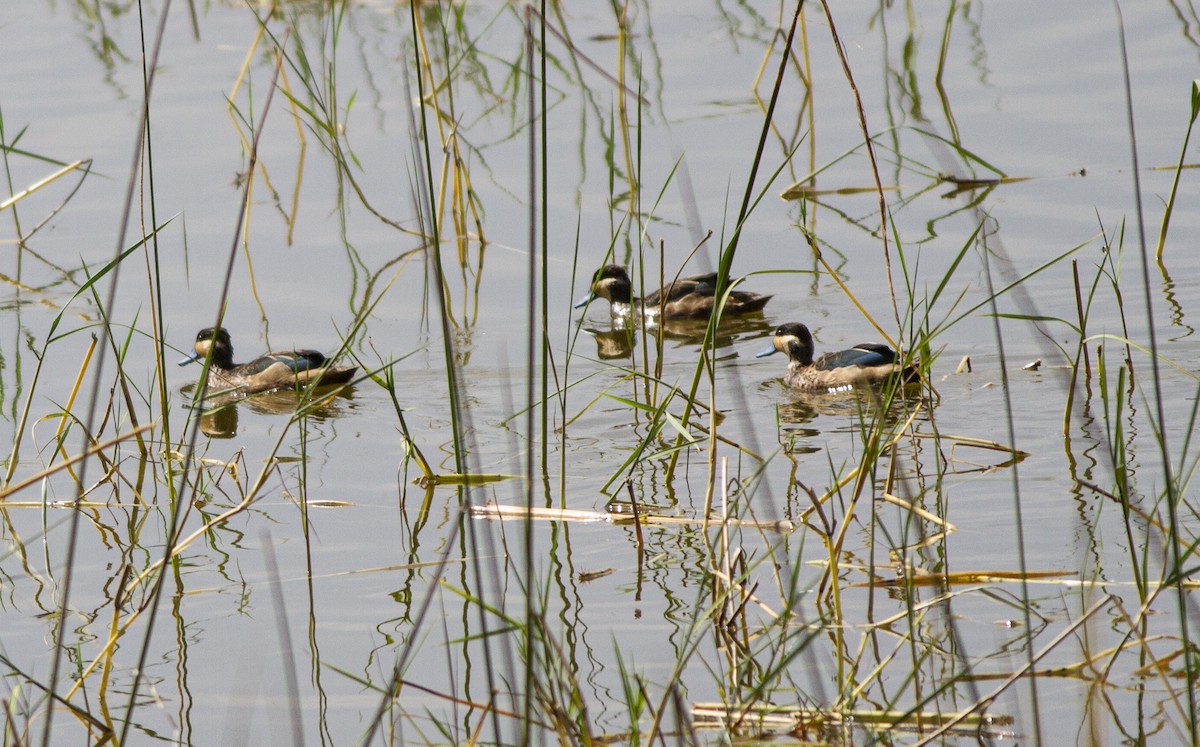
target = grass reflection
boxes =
[0,0,1198,744]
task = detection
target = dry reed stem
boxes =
[470,502,794,532]
[913,594,1114,745]
[51,333,97,485]
[65,454,279,700]
[879,492,955,532]
[0,423,155,502]
[692,702,1010,734]
[0,160,90,211]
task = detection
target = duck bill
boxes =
[754,345,778,359]
[178,351,202,367]
[573,291,595,309]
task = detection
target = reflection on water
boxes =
[584,313,774,359]
[587,326,637,360]
[764,380,921,423]
[760,379,928,454]
[182,382,359,438]
[2,0,1198,743]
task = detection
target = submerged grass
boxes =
[0,0,1197,745]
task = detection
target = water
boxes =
[1,0,1198,743]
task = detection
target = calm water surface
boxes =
[1,1,1198,743]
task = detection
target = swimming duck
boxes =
[756,322,917,391]
[179,327,357,394]
[574,264,771,322]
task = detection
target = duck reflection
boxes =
[588,326,638,360]
[183,383,358,438]
[586,314,773,359]
[762,380,927,454]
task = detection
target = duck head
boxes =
[179,327,234,368]
[755,323,816,366]
[574,264,633,308]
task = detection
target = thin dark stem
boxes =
[667,0,802,482]
[43,2,172,745]
[413,8,466,477]
[262,532,306,747]
[118,25,286,747]
[977,230,1043,744]
[540,0,550,477]
[1112,1,1194,738]
[523,6,538,741]
[818,0,900,333]
[713,0,804,301]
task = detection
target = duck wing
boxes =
[726,290,772,312]
[243,350,329,376]
[644,272,720,305]
[815,344,896,370]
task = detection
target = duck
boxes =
[755,322,918,391]
[574,264,771,322]
[179,327,357,394]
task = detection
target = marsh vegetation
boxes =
[1,1,1199,744]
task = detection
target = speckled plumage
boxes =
[756,322,918,391]
[179,327,357,394]
[575,265,771,322]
